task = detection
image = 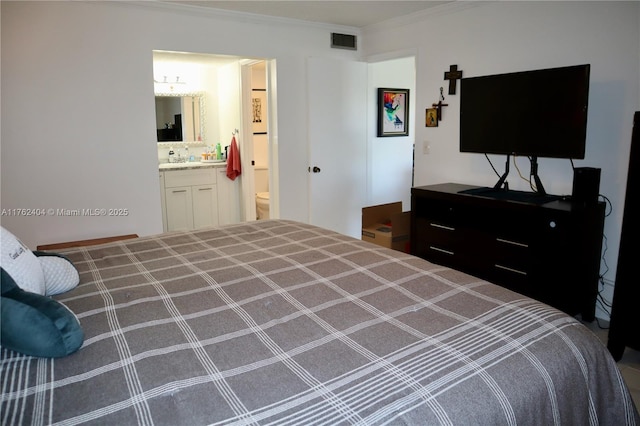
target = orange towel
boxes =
[226,136,242,181]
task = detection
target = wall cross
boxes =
[444,64,463,95]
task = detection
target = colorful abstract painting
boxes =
[377,88,410,137]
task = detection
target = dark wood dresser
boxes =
[411,183,605,319]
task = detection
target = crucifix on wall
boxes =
[444,64,463,95]
[431,87,448,121]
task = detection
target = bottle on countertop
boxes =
[168,147,175,163]
[216,143,222,160]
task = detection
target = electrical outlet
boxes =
[423,141,431,155]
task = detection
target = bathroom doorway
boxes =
[240,59,276,222]
[154,51,276,225]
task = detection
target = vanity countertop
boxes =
[159,161,226,171]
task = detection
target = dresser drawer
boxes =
[423,223,459,256]
[415,221,488,272]
[164,169,217,188]
[492,235,532,275]
[488,264,533,297]
[413,198,459,226]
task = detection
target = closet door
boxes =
[307,57,367,238]
[607,111,640,361]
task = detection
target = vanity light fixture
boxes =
[154,76,187,92]
[154,76,186,84]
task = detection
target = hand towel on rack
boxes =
[226,136,242,181]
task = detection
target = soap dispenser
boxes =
[168,147,175,163]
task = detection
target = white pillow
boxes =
[38,255,80,296]
[0,226,46,295]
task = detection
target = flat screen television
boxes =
[460,64,590,158]
[459,64,590,195]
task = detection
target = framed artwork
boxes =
[377,88,410,137]
[252,89,267,134]
[425,108,439,127]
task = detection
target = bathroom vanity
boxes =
[159,162,240,232]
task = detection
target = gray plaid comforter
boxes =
[2,219,638,425]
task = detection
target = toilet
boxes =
[256,192,270,220]
[255,167,269,220]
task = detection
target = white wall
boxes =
[367,56,416,211]
[2,1,639,320]
[1,1,360,248]
[363,1,640,319]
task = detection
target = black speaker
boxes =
[572,167,601,204]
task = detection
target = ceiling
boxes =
[164,1,452,28]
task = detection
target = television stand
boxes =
[529,156,547,195]
[411,182,605,319]
[492,154,547,196]
[493,154,511,190]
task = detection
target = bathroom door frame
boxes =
[239,59,278,222]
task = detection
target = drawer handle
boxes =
[430,246,454,256]
[495,264,528,276]
[198,187,213,191]
[496,238,529,248]
[172,190,187,193]
[430,223,455,231]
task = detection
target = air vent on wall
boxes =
[331,33,357,50]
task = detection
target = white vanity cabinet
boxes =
[216,167,241,225]
[191,184,218,228]
[160,172,167,231]
[162,168,219,232]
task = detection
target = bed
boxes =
[2,219,638,425]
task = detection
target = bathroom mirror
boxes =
[155,92,205,143]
